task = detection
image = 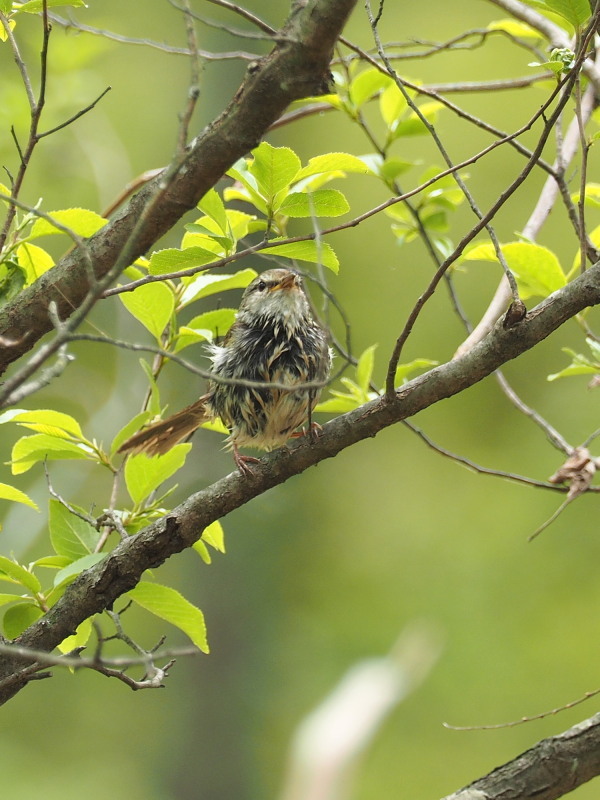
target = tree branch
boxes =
[442,712,600,800]
[1,258,599,705]
[0,0,358,376]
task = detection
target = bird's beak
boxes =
[272,272,298,292]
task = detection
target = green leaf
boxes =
[379,82,410,128]
[57,617,93,654]
[12,409,83,439]
[198,188,228,234]
[137,359,162,416]
[249,142,301,200]
[394,358,439,385]
[295,153,373,181]
[147,246,219,276]
[379,157,416,183]
[119,281,175,340]
[127,581,209,652]
[53,553,106,588]
[465,241,566,299]
[11,434,92,475]
[124,444,191,505]
[0,482,38,510]
[173,326,211,352]
[17,243,54,284]
[183,308,237,342]
[278,189,350,218]
[264,239,339,272]
[192,539,212,564]
[3,603,43,639]
[29,208,107,238]
[48,499,100,560]
[0,555,41,594]
[534,0,590,27]
[547,347,600,381]
[349,67,392,107]
[392,101,443,138]
[0,593,24,608]
[202,519,225,553]
[571,183,600,208]
[32,555,72,569]
[179,268,257,307]
[487,19,543,38]
[356,345,377,393]
[111,411,153,455]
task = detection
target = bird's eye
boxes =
[256,280,267,292]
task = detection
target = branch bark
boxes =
[0,0,358,374]
[1,259,599,706]
[442,713,600,800]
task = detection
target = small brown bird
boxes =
[118,268,332,473]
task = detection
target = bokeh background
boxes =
[1,1,600,798]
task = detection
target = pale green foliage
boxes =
[464,241,567,299]
[0,28,594,663]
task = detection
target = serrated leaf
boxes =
[315,396,361,413]
[264,239,339,272]
[356,345,377,393]
[124,444,191,505]
[111,411,153,455]
[48,498,100,560]
[349,67,392,107]
[173,326,212,352]
[17,243,54,284]
[278,189,349,218]
[379,157,416,182]
[192,539,212,564]
[249,142,301,200]
[119,281,175,340]
[198,188,227,234]
[179,268,257,307]
[0,482,38,511]
[30,207,107,238]
[572,183,600,208]
[487,18,542,38]
[394,358,438,385]
[0,593,23,607]
[295,153,373,181]
[184,308,237,342]
[32,555,72,569]
[380,82,410,128]
[465,241,565,299]
[53,553,106,588]
[536,0,590,27]
[392,102,443,138]
[138,359,162,416]
[0,19,14,42]
[11,434,92,475]
[147,246,219,276]
[127,581,209,652]
[57,617,93,655]
[12,409,83,439]
[202,519,225,553]
[0,555,41,593]
[3,603,43,639]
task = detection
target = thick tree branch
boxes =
[0,0,357,375]
[1,259,599,706]
[442,712,600,800]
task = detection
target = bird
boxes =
[118,268,332,474]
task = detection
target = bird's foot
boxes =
[290,421,323,443]
[233,446,261,476]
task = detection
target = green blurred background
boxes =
[2,1,600,798]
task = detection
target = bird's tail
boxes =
[117,399,209,456]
